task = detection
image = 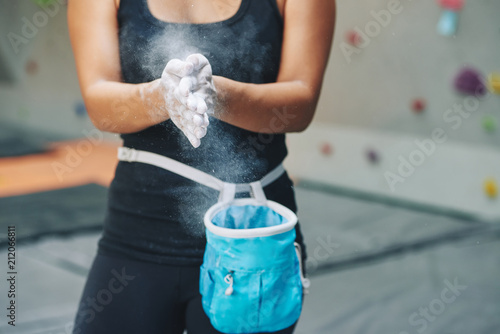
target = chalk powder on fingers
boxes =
[160,53,215,148]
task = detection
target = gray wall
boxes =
[316,0,500,148]
[0,0,96,139]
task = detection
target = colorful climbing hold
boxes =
[320,142,333,156]
[488,73,500,94]
[31,0,61,7]
[438,0,464,11]
[437,10,459,36]
[346,30,362,47]
[454,67,487,96]
[366,149,380,164]
[482,116,497,133]
[25,60,38,75]
[411,98,426,113]
[74,101,87,117]
[484,179,498,199]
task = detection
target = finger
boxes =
[173,87,187,105]
[165,59,194,78]
[186,53,209,71]
[179,76,196,97]
[186,93,198,111]
[197,63,213,82]
[196,100,207,115]
[203,113,210,127]
[180,109,197,130]
[194,94,208,114]
[192,114,204,127]
[184,119,196,133]
[184,130,201,148]
[194,126,207,139]
[176,106,187,122]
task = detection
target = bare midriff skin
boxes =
[67,0,336,135]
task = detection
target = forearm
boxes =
[213,76,319,134]
[83,79,168,134]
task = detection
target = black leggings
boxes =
[72,253,299,334]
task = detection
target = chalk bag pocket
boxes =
[200,182,306,333]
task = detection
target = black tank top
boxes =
[98,0,305,266]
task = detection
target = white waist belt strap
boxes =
[117,147,286,203]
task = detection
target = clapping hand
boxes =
[160,54,216,148]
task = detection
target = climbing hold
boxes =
[482,116,497,133]
[31,0,61,7]
[25,60,38,75]
[74,101,87,117]
[488,73,500,94]
[411,98,426,113]
[320,142,333,156]
[454,67,487,96]
[437,0,464,36]
[437,10,459,36]
[366,148,380,164]
[438,0,464,11]
[346,30,362,47]
[484,179,498,199]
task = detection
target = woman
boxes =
[68,0,335,333]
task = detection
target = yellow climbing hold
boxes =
[484,178,498,199]
[488,73,500,94]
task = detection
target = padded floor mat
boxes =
[0,184,107,246]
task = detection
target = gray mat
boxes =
[295,236,500,334]
[0,184,107,247]
[293,185,500,333]
[294,184,500,275]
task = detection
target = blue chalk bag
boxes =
[201,181,309,333]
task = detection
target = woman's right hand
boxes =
[160,54,215,148]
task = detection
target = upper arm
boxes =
[277,0,336,98]
[67,0,122,96]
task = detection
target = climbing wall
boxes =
[285,0,500,220]
[314,0,500,145]
[0,0,111,139]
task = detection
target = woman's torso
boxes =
[98,0,304,266]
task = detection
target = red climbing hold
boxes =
[346,30,362,47]
[25,60,38,75]
[320,142,333,156]
[411,98,426,113]
[438,0,464,11]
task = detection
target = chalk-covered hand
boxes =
[160,54,215,148]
